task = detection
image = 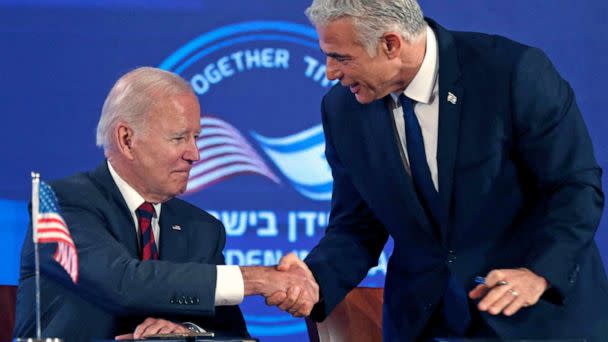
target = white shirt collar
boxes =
[107,160,162,218]
[391,25,439,104]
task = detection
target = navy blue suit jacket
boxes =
[13,162,248,341]
[305,19,608,341]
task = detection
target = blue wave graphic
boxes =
[160,21,318,72]
[245,314,307,336]
[173,34,318,74]
[247,322,307,336]
[251,125,333,201]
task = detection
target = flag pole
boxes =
[31,171,42,340]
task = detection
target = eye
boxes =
[173,136,185,142]
[335,56,350,63]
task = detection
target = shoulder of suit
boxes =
[449,29,537,71]
[322,82,360,112]
[48,170,105,206]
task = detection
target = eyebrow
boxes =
[325,51,352,59]
[171,129,197,137]
[319,47,349,59]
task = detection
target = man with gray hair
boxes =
[273,0,608,341]
[13,67,318,341]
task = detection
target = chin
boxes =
[354,94,374,104]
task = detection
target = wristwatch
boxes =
[182,321,205,333]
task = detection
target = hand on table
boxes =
[115,317,189,340]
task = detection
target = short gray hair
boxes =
[96,67,193,153]
[305,0,426,55]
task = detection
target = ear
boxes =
[381,32,402,59]
[115,123,136,160]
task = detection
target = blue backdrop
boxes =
[1,1,606,341]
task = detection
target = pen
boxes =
[474,276,509,286]
[474,276,486,284]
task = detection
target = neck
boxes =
[394,33,427,93]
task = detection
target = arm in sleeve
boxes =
[305,96,389,321]
[32,199,220,317]
[511,47,604,302]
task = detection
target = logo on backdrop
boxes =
[160,21,336,201]
[159,21,388,337]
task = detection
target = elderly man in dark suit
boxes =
[13,67,318,341]
[272,0,608,341]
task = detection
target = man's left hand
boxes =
[468,268,549,316]
[115,317,189,340]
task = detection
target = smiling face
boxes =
[318,18,420,104]
[127,92,201,202]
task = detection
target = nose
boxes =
[184,136,200,163]
[325,58,342,81]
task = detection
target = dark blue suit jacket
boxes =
[13,162,248,341]
[305,19,608,341]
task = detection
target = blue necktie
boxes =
[399,94,471,335]
[399,94,441,225]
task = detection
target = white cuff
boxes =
[215,265,244,306]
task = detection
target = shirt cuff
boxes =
[215,265,244,306]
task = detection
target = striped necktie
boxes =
[136,202,159,260]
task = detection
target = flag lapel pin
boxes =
[447,92,457,104]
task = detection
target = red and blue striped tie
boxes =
[136,202,159,260]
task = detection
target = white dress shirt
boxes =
[107,161,244,306]
[389,25,440,191]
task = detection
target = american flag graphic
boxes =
[185,116,280,194]
[36,181,79,283]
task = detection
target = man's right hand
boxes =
[267,252,319,317]
[240,254,319,317]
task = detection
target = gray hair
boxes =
[96,67,193,153]
[305,0,426,55]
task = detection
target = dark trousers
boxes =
[418,299,497,342]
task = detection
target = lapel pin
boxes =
[447,92,457,104]
[171,225,182,231]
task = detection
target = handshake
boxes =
[242,252,320,317]
[115,253,319,340]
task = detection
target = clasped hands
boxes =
[247,252,320,317]
[115,253,317,340]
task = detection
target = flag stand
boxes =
[13,173,63,342]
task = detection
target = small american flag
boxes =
[185,116,280,194]
[35,181,79,283]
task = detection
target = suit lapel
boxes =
[429,19,463,243]
[90,162,139,258]
[158,201,188,262]
[362,98,437,239]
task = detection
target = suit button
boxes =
[424,303,433,311]
[569,264,580,283]
[194,298,200,304]
[169,297,176,304]
[178,298,184,304]
[446,250,456,264]
[188,297,195,304]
